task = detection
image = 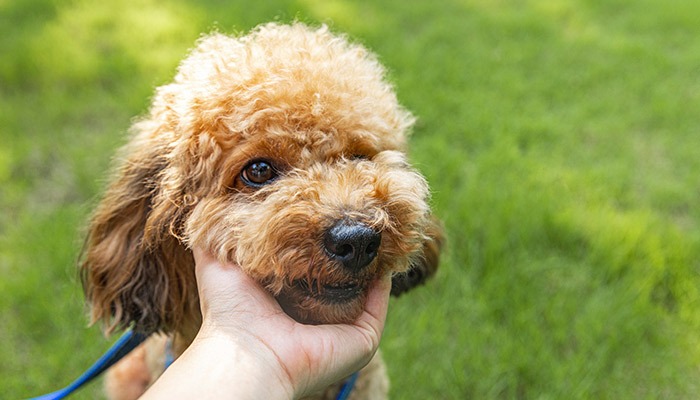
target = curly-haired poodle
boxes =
[80,22,443,400]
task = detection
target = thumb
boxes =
[311,274,391,366]
[191,248,282,320]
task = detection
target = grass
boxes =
[2,0,700,398]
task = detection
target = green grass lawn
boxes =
[2,0,700,398]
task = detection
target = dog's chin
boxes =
[275,279,369,325]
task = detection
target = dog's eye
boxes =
[352,154,370,161]
[241,160,277,186]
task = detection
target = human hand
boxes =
[142,249,391,400]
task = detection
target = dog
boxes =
[80,22,443,400]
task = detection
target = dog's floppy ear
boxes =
[391,215,444,297]
[80,121,199,335]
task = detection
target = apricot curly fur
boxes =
[80,22,443,400]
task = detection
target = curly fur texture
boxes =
[80,22,443,399]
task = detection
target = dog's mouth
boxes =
[295,279,363,304]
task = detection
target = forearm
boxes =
[140,336,293,400]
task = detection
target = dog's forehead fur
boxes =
[152,23,414,156]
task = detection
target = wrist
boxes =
[142,332,294,400]
[191,331,295,399]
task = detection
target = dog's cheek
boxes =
[390,214,444,296]
[184,191,325,293]
[369,162,442,295]
[232,192,329,290]
[183,196,279,290]
[370,166,431,269]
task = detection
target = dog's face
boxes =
[81,23,442,333]
[186,139,429,324]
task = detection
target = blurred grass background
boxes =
[2,0,700,398]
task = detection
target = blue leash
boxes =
[336,371,359,400]
[27,330,147,400]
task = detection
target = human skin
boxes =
[140,249,392,400]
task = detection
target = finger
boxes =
[192,247,285,316]
[192,248,250,292]
[192,247,241,294]
[360,273,392,326]
[305,275,391,368]
[192,247,217,272]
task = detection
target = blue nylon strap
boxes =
[164,338,175,370]
[26,330,147,400]
[335,371,359,400]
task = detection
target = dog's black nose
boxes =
[324,220,381,272]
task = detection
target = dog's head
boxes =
[81,23,443,334]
